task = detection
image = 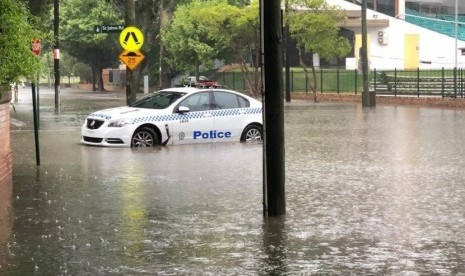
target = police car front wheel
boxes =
[131,127,159,147]
[241,124,262,142]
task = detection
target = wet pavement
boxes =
[2,87,465,275]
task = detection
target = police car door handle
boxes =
[203,113,212,117]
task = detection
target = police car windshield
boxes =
[130,91,187,109]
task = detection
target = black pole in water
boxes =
[31,83,40,166]
[36,76,40,129]
[361,0,371,107]
[262,0,285,216]
[54,0,61,111]
[284,0,291,102]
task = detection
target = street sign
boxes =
[95,24,125,33]
[119,26,144,52]
[31,40,41,56]
[119,50,145,70]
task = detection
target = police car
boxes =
[81,87,263,147]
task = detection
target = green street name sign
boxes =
[94,25,125,33]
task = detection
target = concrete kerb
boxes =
[292,92,465,108]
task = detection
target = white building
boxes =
[328,0,465,70]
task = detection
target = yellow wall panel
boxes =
[404,34,419,70]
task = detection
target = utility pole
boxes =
[159,0,164,89]
[125,0,138,105]
[262,0,286,216]
[361,0,372,107]
[284,0,291,102]
[54,0,60,111]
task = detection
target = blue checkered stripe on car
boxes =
[131,108,262,124]
[133,114,182,124]
[132,112,204,124]
[89,113,112,120]
[212,107,262,117]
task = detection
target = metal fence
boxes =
[216,68,465,98]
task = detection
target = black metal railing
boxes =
[215,68,465,98]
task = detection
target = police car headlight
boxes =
[108,118,133,127]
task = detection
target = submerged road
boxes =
[1,87,465,274]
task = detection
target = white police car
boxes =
[81,87,262,147]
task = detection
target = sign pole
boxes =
[119,24,145,105]
[36,75,40,129]
[31,83,40,166]
[32,40,42,128]
[31,40,42,165]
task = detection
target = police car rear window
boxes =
[131,91,187,109]
[213,91,249,109]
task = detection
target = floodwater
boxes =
[2,88,465,275]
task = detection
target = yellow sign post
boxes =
[119,26,144,52]
[119,50,145,70]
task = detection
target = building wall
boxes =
[334,0,465,70]
[368,12,465,69]
[0,101,12,182]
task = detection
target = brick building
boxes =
[0,90,13,182]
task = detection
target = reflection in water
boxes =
[0,175,12,272]
[261,217,287,275]
[284,103,465,274]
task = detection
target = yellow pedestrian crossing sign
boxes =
[119,26,144,52]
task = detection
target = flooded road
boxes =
[2,88,465,275]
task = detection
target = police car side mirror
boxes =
[177,106,190,114]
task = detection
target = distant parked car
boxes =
[178,76,222,88]
[186,76,209,86]
[81,87,262,147]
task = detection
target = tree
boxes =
[0,0,44,95]
[109,0,190,89]
[198,0,261,97]
[161,0,223,81]
[287,0,351,102]
[60,52,78,85]
[60,0,123,91]
[24,0,53,17]
[162,0,261,97]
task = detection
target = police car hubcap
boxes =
[133,132,153,147]
[246,129,261,141]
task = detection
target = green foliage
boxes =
[287,0,351,96]
[0,0,44,88]
[161,0,221,73]
[73,62,92,83]
[60,52,78,77]
[60,0,122,70]
[23,0,53,24]
[287,0,351,60]
[161,0,260,95]
[227,0,251,7]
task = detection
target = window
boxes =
[179,92,212,111]
[213,91,250,109]
[131,91,186,109]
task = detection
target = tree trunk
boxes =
[237,51,260,98]
[195,60,200,85]
[97,67,105,92]
[298,49,309,91]
[309,53,319,103]
[91,65,97,92]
